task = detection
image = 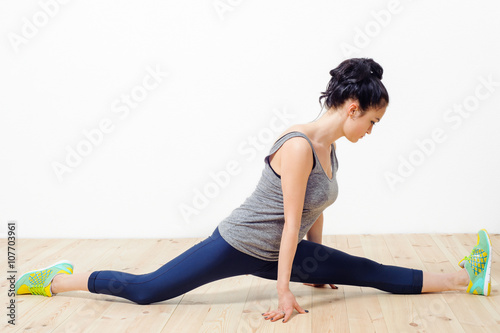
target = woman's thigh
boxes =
[251,239,345,284]
[252,239,422,294]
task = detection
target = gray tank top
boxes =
[217,131,339,261]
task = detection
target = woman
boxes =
[16,58,492,324]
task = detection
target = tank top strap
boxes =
[265,131,320,172]
[332,143,339,173]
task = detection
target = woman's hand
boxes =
[303,283,338,289]
[262,289,308,323]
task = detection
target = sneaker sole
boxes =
[15,260,74,286]
[481,229,492,296]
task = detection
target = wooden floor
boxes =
[1,233,499,333]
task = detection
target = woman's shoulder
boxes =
[271,125,312,155]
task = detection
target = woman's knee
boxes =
[123,279,173,305]
[133,293,154,305]
[129,286,167,305]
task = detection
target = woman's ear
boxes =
[346,101,359,119]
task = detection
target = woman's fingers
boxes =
[262,309,306,323]
[262,307,310,323]
[294,302,306,314]
[285,302,304,322]
[303,283,339,289]
[262,310,287,322]
[283,309,292,323]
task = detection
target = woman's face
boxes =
[344,105,386,143]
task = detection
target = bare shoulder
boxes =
[275,124,312,160]
[269,125,313,177]
[280,136,314,177]
[280,135,312,155]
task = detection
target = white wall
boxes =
[1,0,499,239]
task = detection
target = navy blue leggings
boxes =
[88,227,423,305]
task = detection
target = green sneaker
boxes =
[458,229,492,296]
[15,260,74,297]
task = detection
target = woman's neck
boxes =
[305,109,345,148]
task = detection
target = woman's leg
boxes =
[50,266,469,295]
[421,270,469,293]
[54,227,271,304]
[51,272,91,293]
[253,239,468,294]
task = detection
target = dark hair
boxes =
[318,58,389,113]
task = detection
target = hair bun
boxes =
[330,58,383,83]
[319,57,389,112]
[367,59,383,80]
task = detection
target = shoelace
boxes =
[29,284,47,295]
[28,269,52,296]
[463,249,486,276]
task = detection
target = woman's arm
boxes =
[306,213,323,244]
[263,137,312,323]
[277,137,312,293]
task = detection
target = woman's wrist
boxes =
[277,282,290,293]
